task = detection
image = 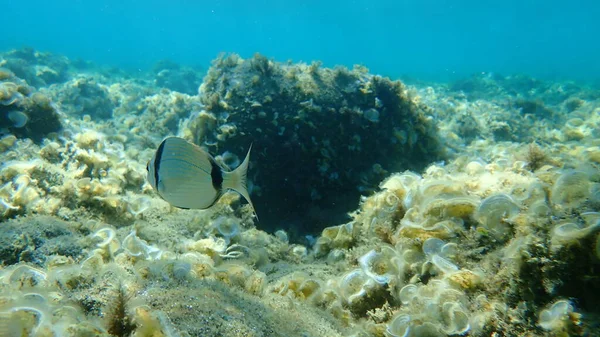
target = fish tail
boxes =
[223,144,258,220]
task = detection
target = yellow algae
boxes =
[421,195,479,219]
[447,270,482,290]
[584,146,600,163]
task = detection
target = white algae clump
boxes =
[474,194,520,240]
[551,170,591,209]
[538,300,579,334]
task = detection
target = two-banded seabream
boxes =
[147,136,256,217]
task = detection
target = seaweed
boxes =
[250,53,273,77]
[106,283,136,337]
[525,142,547,172]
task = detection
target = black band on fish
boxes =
[174,206,190,210]
[154,139,166,185]
[205,191,222,209]
[210,160,223,190]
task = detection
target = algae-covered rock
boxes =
[1,47,71,87]
[52,75,115,119]
[0,215,84,266]
[153,59,204,95]
[0,76,62,142]
[181,53,444,235]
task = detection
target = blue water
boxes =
[1,0,599,82]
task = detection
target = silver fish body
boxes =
[147,137,256,216]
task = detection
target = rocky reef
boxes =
[152,59,204,95]
[0,47,71,88]
[0,69,62,142]
[179,53,444,236]
[1,48,600,336]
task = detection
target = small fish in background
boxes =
[146,136,257,218]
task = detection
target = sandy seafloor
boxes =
[1,48,600,337]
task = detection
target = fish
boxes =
[146,136,256,218]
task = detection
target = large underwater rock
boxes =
[51,75,115,120]
[0,69,62,142]
[179,53,444,237]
